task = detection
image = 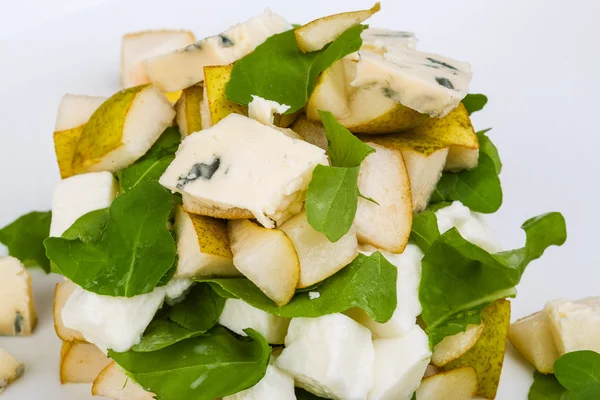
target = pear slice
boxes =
[544,297,600,355]
[202,65,248,129]
[290,115,328,150]
[60,342,111,384]
[92,362,155,400]
[175,84,204,137]
[415,367,478,400]
[295,3,381,52]
[307,60,351,121]
[54,280,86,342]
[431,324,485,367]
[354,144,412,253]
[72,84,175,174]
[174,206,240,278]
[228,220,300,306]
[53,94,107,178]
[278,210,358,288]
[121,30,195,88]
[509,311,559,374]
[0,257,37,336]
[0,350,24,393]
[443,299,511,399]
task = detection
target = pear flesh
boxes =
[92,362,155,400]
[415,367,478,400]
[431,323,485,367]
[175,84,204,137]
[60,342,111,384]
[53,280,87,343]
[509,311,559,374]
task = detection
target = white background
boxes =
[0,0,599,398]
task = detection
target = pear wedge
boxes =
[354,144,412,253]
[544,297,600,356]
[416,367,478,400]
[72,84,175,173]
[202,65,248,129]
[0,257,37,336]
[228,220,300,306]
[175,84,204,137]
[54,280,86,343]
[92,362,155,400]
[290,115,328,150]
[509,311,559,374]
[53,94,107,178]
[60,342,111,384]
[443,299,511,399]
[121,30,195,88]
[174,206,240,278]
[431,324,485,367]
[295,3,381,52]
[279,210,358,288]
[307,60,351,121]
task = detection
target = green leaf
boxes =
[133,283,225,352]
[306,165,360,242]
[199,252,397,323]
[0,211,52,272]
[226,25,365,113]
[462,94,488,115]
[477,128,502,174]
[110,326,271,400]
[410,211,440,252]
[296,388,327,399]
[117,127,181,192]
[420,212,566,346]
[319,110,375,167]
[44,181,177,297]
[554,351,600,399]
[528,371,567,400]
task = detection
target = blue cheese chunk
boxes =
[352,48,472,117]
[160,114,328,228]
[362,28,418,52]
[0,349,24,394]
[0,257,37,336]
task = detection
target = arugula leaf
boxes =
[477,128,502,174]
[529,371,567,400]
[410,211,440,252]
[117,127,181,192]
[462,94,488,115]
[318,110,375,167]
[44,181,176,297]
[226,25,365,113]
[133,283,225,352]
[110,326,271,400]
[419,212,566,346]
[296,388,326,399]
[199,252,397,323]
[0,211,52,272]
[554,351,600,399]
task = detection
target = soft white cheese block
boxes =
[348,244,423,338]
[223,361,295,400]
[435,201,502,253]
[277,314,375,400]
[146,9,292,92]
[62,279,192,352]
[351,48,472,118]
[160,114,328,228]
[248,95,290,125]
[361,28,418,52]
[544,297,600,355]
[50,171,118,237]
[218,299,290,344]
[0,349,24,394]
[0,257,37,336]
[368,325,432,400]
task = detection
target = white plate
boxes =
[0,0,598,399]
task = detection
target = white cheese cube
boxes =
[352,48,471,118]
[361,28,418,52]
[0,257,37,336]
[223,363,295,400]
[368,325,431,400]
[0,349,24,394]
[544,297,600,355]
[248,95,290,125]
[160,114,328,228]
[218,299,290,344]
[50,171,118,237]
[348,244,423,338]
[276,314,375,400]
[435,201,502,253]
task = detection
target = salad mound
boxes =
[3,3,599,400]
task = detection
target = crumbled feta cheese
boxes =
[218,299,290,344]
[223,363,295,400]
[248,95,290,125]
[308,292,320,300]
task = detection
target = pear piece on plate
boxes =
[228,220,300,306]
[202,65,248,129]
[415,367,478,400]
[279,210,358,288]
[0,257,37,336]
[92,362,155,400]
[175,84,204,137]
[53,94,107,178]
[54,280,86,343]
[509,311,559,374]
[431,324,485,367]
[174,206,240,278]
[354,144,412,253]
[0,349,24,394]
[72,84,175,174]
[295,3,380,52]
[443,299,511,399]
[60,342,111,384]
[121,30,195,88]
